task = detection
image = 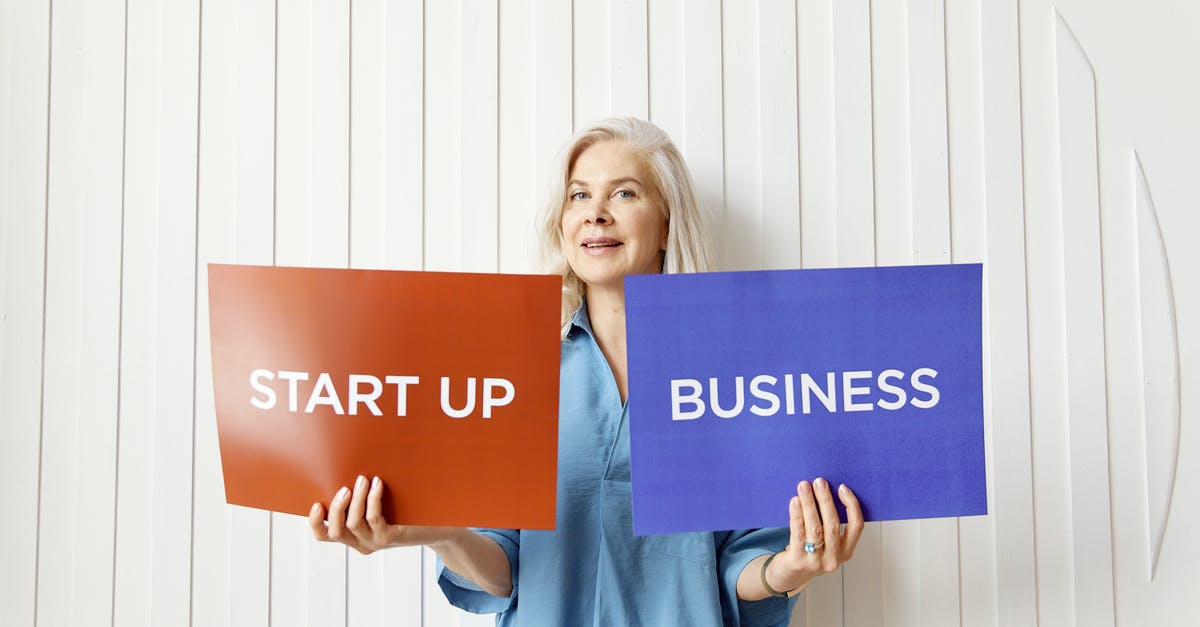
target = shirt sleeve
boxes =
[435,528,520,615]
[716,527,796,627]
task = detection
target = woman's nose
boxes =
[583,200,612,225]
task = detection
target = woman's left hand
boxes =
[764,477,865,595]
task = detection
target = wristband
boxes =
[760,552,797,598]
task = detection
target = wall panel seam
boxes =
[110,0,132,623]
[34,1,57,623]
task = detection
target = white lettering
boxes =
[671,379,705,420]
[348,374,383,416]
[801,372,837,414]
[842,370,873,412]
[385,375,420,416]
[250,369,277,410]
[482,378,515,418]
[911,368,940,408]
[441,376,476,418]
[876,369,907,410]
[749,375,780,416]
[277,370,310,412]
[305,372,345,414]
[709,376,745,418]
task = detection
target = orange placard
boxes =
[208,264,560,529]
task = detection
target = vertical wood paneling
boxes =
[758,0,800,270]
[0,2,50,625]
[459,0,498,273]
[680,0,724,242]
[423,0,461,273]
[498,0,538,274]
[945,1,998,625]
[532,0,572,193]
[1053,13,1116,627]
[572,0,608,128]
[720,0,760,271]
[647,0,683,144]
[37,0,126,624]
[609,0,648,118]
[978,0,1037,623]
[113,0,200,625]
[798,0,837,271]
[194,1,277,625]
[1020,4,1074,625]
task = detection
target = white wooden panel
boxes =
[680,0,724,245]
[36,0,125,624]
[758,0,800,270]
[1053,13,1116,626]
[647,0,683,147]
[609,0,648,119]
[194,1,277,626]
[831,0,875,267]
[0,2,49,625]
[423,0,461,273]
[573,0,608,128]
[798,0,837,271]
[977,0,1037,623]
[870,0,911,268]
[498,0,537,274]
[719,0,759,271]
[459,0,499,273]
[944,1,998,625]
[113,1,200,625]
[1019,4,1074,626]
[532,0,573,201]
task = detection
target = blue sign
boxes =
[625,264,985,535]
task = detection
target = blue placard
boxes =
[625,264,985,535]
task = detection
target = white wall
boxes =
[2,0,1197,625]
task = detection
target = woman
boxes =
[310,118,864,626]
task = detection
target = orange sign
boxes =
[208,264,560,529]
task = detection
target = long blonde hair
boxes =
[537,118,716,333]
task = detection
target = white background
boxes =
[2,0,1197,625]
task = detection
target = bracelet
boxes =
[760,552,797,598]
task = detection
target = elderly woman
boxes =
[310,118,864,626]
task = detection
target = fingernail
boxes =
[310,502,320,515]
[839,483,848,494]
[356,475,367,489]
[372,476,381,489]
[815,477,827,490]
[800,481,812,494]
[791,496,799,509]
[337,486,349,500]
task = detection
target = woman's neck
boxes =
[585,285,630,403]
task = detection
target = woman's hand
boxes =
[763,477,865,596]
[308,475,458,555]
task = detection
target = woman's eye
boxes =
[569,191,589,201]
[614,189,634,199]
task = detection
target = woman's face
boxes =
[560,140,668,294]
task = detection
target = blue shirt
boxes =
[438,304,795,626]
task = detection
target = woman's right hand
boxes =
[309,475,459,555]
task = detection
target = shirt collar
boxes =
[568,298,593,340]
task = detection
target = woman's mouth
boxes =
[581,237,623,254]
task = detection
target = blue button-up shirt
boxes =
[438,304,794,626]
